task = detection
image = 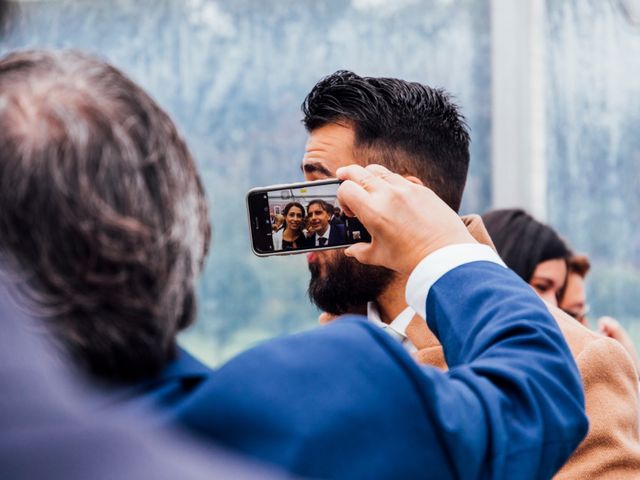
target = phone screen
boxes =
[246,179,371,256]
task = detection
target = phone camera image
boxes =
[247,180,370,256]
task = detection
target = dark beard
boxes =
[308,252,394,316]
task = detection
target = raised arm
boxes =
[186,255,587,479]
[337,164,588,477]
[177,165,587,479]
[404,255,587,478]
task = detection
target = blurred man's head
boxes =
[307,200,332,236]
[0,50,210,382]
[301,70,470,315]
[561,254,591,326]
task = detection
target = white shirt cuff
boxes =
[405,243,506,320]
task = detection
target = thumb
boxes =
[344,242,374,265]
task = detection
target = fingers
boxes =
[598,316,619,337]
[363,164,392,176]
[337,164,410,220]
[336,179,369,220]
[337,164,407,189]
[337,164,387,191]
[363,164,409,187]
[338,163,470,274]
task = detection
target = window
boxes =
[1,0,492,364]
[545,0,640,337]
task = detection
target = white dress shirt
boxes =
[369,243,505,348]
[315,224,331,246]
[367,303,418,352]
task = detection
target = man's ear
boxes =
[404,175,424,186]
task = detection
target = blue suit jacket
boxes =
[123,262,588,479]
[0,282,285,480]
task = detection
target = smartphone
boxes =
[246,179,371,256]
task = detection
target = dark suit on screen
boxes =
[330,215,345,226]
[308,223,347,247]
[116,261,588,480]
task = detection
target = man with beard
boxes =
[0,51,591,479]
[302,70,640,478]
[303,71,466,332]
[305,199,346,247]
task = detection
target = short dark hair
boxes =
[568,254,591,278]
[307,199,333,215]
[302,70,470,211]
[482,209,571,283]
[0,50,210,382]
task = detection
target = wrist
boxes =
[405,243,506,320]
[402,232,478,276]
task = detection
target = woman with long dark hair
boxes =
[272,202,306,250]
[482,208,571,306]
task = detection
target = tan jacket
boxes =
[410,215,640,478]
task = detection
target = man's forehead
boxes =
[301,123,359,176]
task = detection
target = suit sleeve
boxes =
[404,260,589,479]
[178,259,587,480]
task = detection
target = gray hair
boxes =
[0,50,211,381]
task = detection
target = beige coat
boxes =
[410,216,640,478]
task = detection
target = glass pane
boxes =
[2,0,491,364]
[545,0,640,342]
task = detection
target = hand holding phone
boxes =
[246,179,371,256]
[336,164,476,275]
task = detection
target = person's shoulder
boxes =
[552,306,606,356]
[162,347,213,379]
[226,316,395,365]
[174,315,423,441]
[551,311,640,478]
[552,307,638,379]
[207,315,416,392]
